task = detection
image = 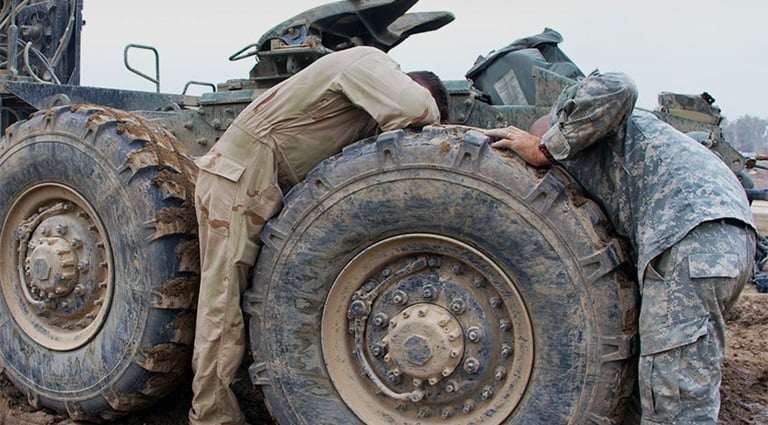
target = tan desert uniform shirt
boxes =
[205,46,440,189]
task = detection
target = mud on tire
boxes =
[245,126,640,424]
[0,105,199,421]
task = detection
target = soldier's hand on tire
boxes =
[484,126,551,167]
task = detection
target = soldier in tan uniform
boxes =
[189,46,447,425]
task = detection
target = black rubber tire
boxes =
[244,126,640,424]
[0,105,199,421]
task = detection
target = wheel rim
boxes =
[1,183,114,351]
[322,234,534,423]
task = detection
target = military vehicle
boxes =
[0,0,751,423]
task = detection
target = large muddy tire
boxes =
[0,105,199,421]
[244,127,639,424]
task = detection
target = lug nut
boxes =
[372,313,388,328]
[422,285,436,300]
[452,264,463,275]
[463,357,480,374]
[489,297,501,308]
[473,277,486,288]
[463,399,476,413]
[494,367,507,381]
[499,319,511,332]
[445,380,458,393]
[370,344,385,358]
[441,407,454,419]
[481,385,494,400]
[501,344,513,358]
[467,326,482,342]
[450,298,466,315]
[392,290,408,305]
[387,369,401,385]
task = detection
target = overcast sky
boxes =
[79,0,766,120]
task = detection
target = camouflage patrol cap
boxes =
[547,71,639,151]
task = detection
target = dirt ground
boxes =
[720,284,768,424]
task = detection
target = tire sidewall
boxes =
[254,133,616,424]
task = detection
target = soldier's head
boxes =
[530,115,551,137]
[407,71,449,123]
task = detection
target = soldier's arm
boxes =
[335,48,440,131]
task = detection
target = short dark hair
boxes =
[408,71,449,123]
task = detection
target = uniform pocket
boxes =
[688,253,738,279]
[640,316,708,357]
[196,152,247,183]
[195,152,247,236]
[639,316,710,420]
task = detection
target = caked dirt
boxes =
[0,284,766,425]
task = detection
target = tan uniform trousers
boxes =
[189,137,283,425]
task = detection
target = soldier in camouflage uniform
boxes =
[486,71,755,424]
[190,46,446,425]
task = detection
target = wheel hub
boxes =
[323,234,534,424]
[385,304,464,385]
[26,235,78,297]
[1,185,114,351]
